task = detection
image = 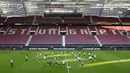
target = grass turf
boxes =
[0,50,130,73]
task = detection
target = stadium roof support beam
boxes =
[98,0,108,16]
[21,0,27,16]
[90,16,93,24]
[49,0,51,3]
[74,8,77,13]
[124,10,129,17]
[50,8,52,13]
[76,0,79,3]
[104,0,108,4]
[117,16,123,24]
[99,8,103,16]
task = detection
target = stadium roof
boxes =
[0,0,130,17]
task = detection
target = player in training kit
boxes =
[44,56,46,62]
[62,60,66,65]
[10,59,13,67]
[75,55,77,58]
[26,55,28,61]
[58,53,61,58]
[48,59,52,65]
[45,52,48,56]
[54,56,57,64]
[92,53,94,59]
[54,56,56,60]
[79,52,81,56]
[64,58,67,63]
[88,53,91,56]
[52,52,54,55]
[71,52,74,55]
[58,60,61,65]
[39,53,42,57]
[60,52,62,55]
[77,56,81,61]
[81,60,84,66]
[54,58,57,64]
[36,55,39,60]
[84,52,86,56]
[94,54,96,61]
[88,56,92,62]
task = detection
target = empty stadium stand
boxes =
[1,17,130,24]
[0,25,130,48]
[0,16,130,48]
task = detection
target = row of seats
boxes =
[0,16,130,23]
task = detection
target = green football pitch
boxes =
[0,50,130,73]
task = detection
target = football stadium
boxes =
[0,0,130,73]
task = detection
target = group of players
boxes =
[37,52,67,66]
[72,52,96,66]
[10,51,96,67]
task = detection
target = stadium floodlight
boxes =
[16,4,20,5]
[42,14,44,17]
[52,10,74,13]
[51,2,76,4]
[127,8,130,10]
[110,8,113,10]
[44,10,50,13]
[103,9,107,10]
[3,11,7,14]
[90,3,130,9]
[7,4,10,6]
[118,11,123,14]
[57,0,70,1]
[83,0,100,2]
[82,14,84,17]
[25,3,32,6]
